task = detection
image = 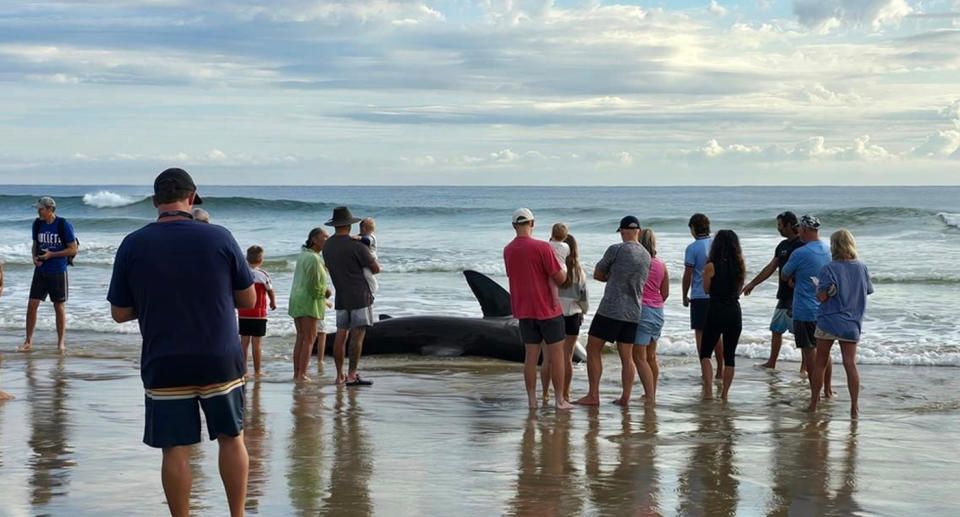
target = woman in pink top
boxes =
[634,229,670,401]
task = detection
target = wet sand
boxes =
[1,344,959,516]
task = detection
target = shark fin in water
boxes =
[463,270,513,318]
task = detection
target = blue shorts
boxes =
[634,306,664,346]
[143,378,245,448]
[769,308,793,334]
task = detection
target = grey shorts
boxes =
[336,306,375,329]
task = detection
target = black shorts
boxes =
[689,298,709,330]
[519,316,565,345]
[563,314,582,336]
[794,320,817,349]
[588,313,638,345]
[238,318,267,337]
[29,270,68,303]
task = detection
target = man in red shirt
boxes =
[503,208,571,410]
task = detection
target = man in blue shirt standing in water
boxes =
[109,168,256,516]
[20,196,77,353]
[782,214,834,400]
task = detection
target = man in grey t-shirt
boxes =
[574,216,652,407]
[323,206,380,387]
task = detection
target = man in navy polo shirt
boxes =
[19,195,77,353]
[108,168,256,517]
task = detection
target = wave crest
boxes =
[82,191,147,208]
[938,212,960,229]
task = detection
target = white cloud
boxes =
[681,135,895,161]
[908,130,960,157]
[793,0,914,31]
[708,0,728,17]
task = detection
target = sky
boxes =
[1,0,959,185]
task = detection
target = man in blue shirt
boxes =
[682,213,723,378]
[781,214,833,399]
[19,196,77,353]
[108,168,256,517]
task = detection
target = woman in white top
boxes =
[541,233,588,404]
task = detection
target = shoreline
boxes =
[1,343,959,515]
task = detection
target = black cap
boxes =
[154,168,202,204]
[617,215,641,232]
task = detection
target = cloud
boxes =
[680,134,894,161]
[793,0,913,31]
[400,148,635,170]
[708,0,728,17]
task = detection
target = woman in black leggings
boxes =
[700,230,745,400]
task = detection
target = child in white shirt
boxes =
[359,217,378,293]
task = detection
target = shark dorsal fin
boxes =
[463,270,513,318]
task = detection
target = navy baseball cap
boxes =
[617,215,641,232]
[154,168,203,204]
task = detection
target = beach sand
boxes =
[0,335,958,516]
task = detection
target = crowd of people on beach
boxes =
[0,167,874,516]
[503,207,873,418]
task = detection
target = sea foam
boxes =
[82,191,146,208]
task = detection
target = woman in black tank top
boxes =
[699,230,746,400]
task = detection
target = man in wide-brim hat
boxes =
[321,206,380,386]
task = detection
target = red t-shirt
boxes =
[238,267,273,319]
[503,236,563,320]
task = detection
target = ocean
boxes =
[1,185,959,366]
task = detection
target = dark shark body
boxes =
[318,270,587,363]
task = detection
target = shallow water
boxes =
[1,345,958,516]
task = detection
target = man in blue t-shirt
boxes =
[19,196,77,353]
[781,214,833,397]
[108,168,255,516]
[682,213,723,378]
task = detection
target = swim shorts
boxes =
[143,378,245,448]
[336,306,375,330]
[689,298,709,330]
[769,308,793,334]
[238,318,267,337]
[588,313,638,345]
[793,320,817,349]
[563,314,582,336]
[519,316,565,345]
[634,306,664,346]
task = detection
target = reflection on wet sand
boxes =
[767,416,862,516]
[287,383,325,516]
[244,381,270,514]
[321,388,373,517]
[510,411,582,517]
[676,404,739,517]
[585,407,661,516]
[25,354,75,508]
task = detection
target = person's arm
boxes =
[267,288,277,310]
[681,265,692,306]
[552,269,567,285]
[702,262,715,294]
[815,265,835,302]
[32,239,42,267]
[359,245,381,275]
[111,305,137,323]
[660,267,670,302]
[577,279,589,315]
[593,245,615,283]
[743,257,778,296]
[234,285,256,309]
[40,240,78,259]
[781,253,799,282]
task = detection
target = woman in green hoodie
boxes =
[289,227,331,381]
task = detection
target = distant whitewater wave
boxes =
[82,191,149,208]
[938,212,960,229]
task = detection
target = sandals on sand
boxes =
[345,376,373,387]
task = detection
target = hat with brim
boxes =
[325,206,362,227]
[33,196,56,209]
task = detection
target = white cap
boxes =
[512,208,534,224]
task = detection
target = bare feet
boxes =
[824,388,837,399]
[759,361,776,369]
[541,390,550,405]
[335,373,346,385]
[0,391,13,401]
[17,343,32,352]
[850,405,859,418]
[255,371,265,378]
[702,389,713,401]
[639,393,656,406]
[574,395,600,406]
[555,400,573,410]
[612,396,629,406]
[528,396,539,409]
[715,368,724,379]
[57,343,66,353]
[799,369,808,379]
